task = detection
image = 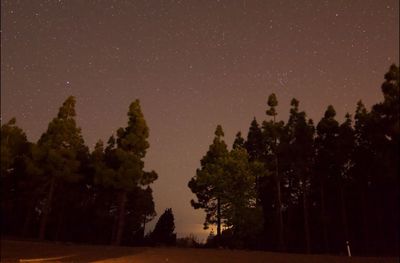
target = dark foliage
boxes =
[1,65,398,255]
[150,208,176,246]
[1,98,157,246]
[192,64,399,255]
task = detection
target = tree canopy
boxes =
[188,64,399,254]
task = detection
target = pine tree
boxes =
[284,98,315,253]
[245,117,272,249]
[101,99,157,245]
[265,93,285,251]
[151,208,176,245]
[1,118,32,235]
[233,131,245,149]
[350,101,372,252]
[188,125,229,239]
[336,113,354,245]
[223,145,262,246]
[371,64,399,253]
[315,105,339,253]
[1,118,28,176]
[245,118,264,162]
[36,96,88,240]
[356,64,399,253]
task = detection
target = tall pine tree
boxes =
[315,105,339,253]
[36,96,88,240]
[101,100,157,245]
[284,98,315,253]
[188,125,229,239]
[265,93,285,251]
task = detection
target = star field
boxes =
[1,0,399,241]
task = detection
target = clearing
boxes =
[1,239,398,263]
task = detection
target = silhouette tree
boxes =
[336,113,354,246]
[98,100,157,245]
[351,100,375,252]
[223,144,262,247]
[245,118,264,162]
[245,117,274,249]
[265,93,285,251]
[123,186,156,245]
[150,208,176,245]
[1,118,28,176]
[283,98,315,253]
[358,64,399,254]
[233,132,245,149]
[36,96,88,240]
[371,64,399,253]
[188,125,229,239]
[314,105,339,253]
[1,118,33,235]
[1,64,398,254]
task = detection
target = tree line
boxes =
[189,64,399,255]
[1,98,163,246]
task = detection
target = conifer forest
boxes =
[2,64,398,256]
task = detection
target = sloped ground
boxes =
[1,240,398,263]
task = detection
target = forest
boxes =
[1,64,399,256]
[189,64,399,255]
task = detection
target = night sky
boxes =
[1,0,399,241]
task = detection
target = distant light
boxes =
[385,134,392,141]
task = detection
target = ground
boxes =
[1,240,398,263]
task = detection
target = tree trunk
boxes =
[22,199,37,237]
[360,189,370,253]
[111,213,118,244]
[143,216,147,239]
[275,156,285,251]
[217,196,221,237]
[272,114,285,252]
[320,183,329,253]
[340,186,349,243]
[39,177,56,240]
[302,184,311,253]
[114,190,128,246]
[55,205,65,241]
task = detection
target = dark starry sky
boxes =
[1,0,399,241]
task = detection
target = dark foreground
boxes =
[1,240,398,263]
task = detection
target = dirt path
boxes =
[1,240,397,263]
